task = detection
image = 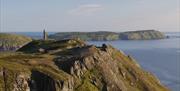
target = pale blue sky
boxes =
[0,0,179,32]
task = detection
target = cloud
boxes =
[68,4,104,16]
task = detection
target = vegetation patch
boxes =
[0,33,32,51]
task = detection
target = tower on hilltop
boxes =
[43,29,48,40]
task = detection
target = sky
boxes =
[0,0,179,32]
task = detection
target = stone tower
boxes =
[43,29,48,40]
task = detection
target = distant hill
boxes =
[49,31,119,41]
[49,30,165,41]
[119,30,165,40]
[0,33,32,51]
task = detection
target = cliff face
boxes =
[0,33,32,51]
[0,39,169,91]
[48,30,165,41]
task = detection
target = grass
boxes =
[110,46,169,91]
[0,52,70,90]
[0,33,32,48]
[18,39,85,54]
[75,69,100,91]
[0,39,169,91]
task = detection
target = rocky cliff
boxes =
[0,33,32,51]
[0,39,169,91]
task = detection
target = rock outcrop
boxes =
[0,39,169,91]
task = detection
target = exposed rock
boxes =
[13,74,30,91]
[0,67,31,91]
[0,39,169,91]
[38,48,46,53]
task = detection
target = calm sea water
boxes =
[88,38,180,91]
[13,32,180,91]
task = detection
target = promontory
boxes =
[0,39,169,91]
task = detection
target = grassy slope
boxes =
[0,52,70,90]
[0,39,169,91]
[0,33,32,49]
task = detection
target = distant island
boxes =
[49,30,165,41]
[119,30,165,40]
[0,30,165,51]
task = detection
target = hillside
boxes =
[0,33,32,51]
[49,31,119,41]
[119,30,165,40]
[49,30,165,41]
[0,39,169,91]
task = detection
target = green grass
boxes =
[0,33,32,48]
[75,69,100,91]
[18,39,85,54]
[0,52,70,88]
[0,39,169,91]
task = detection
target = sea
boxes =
[12,32,180,91]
